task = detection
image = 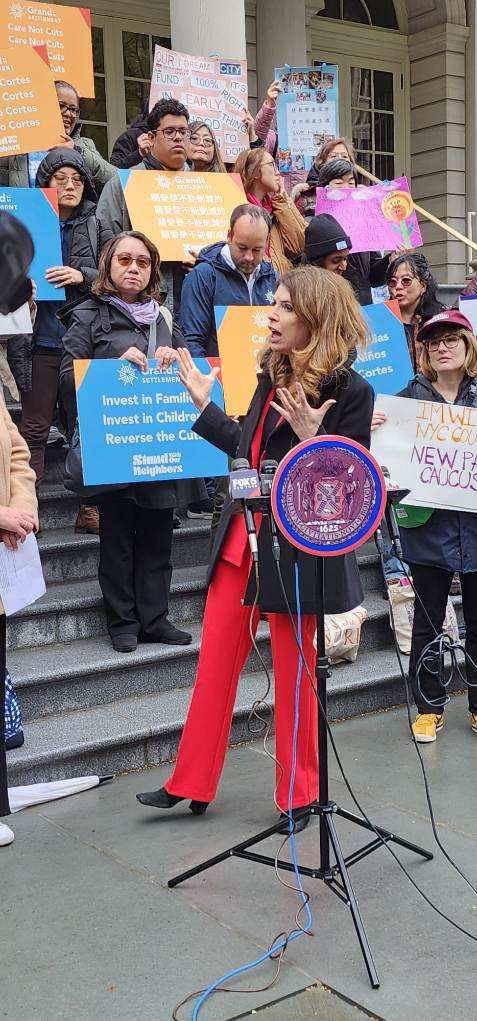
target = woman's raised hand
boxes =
[119,346,148,372]
[271,383,335,441]
[175,348,220,412]
[371,409,387,431]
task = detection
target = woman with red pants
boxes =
[137,266,373,829]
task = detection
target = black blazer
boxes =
[194,364,374,614]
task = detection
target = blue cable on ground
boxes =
[190,563,313,1019]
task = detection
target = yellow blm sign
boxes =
[215,305,271,416]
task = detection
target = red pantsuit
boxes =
[165,550,318,811]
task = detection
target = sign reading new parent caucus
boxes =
[74,359,228,486]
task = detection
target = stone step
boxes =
[8,622,272,722]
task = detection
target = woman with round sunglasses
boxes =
[386,252,445,372]
[60,231,192,653]
[373,310,477,743]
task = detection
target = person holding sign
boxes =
[292,137,356,218]
[187,121,226,173]
[386,253,445,373]
[302,214,351,276]
[60,231,191,654]
[234,148,306,275]
[136,266,373,826]
[373,310,477,744]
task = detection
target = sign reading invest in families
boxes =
[1,3,94,97]
[150,45,248,162]
[215,305,271,416]
[0,187,65,300]
[275,63,339,175]
[119,170,246,262]
[315,177,422,254]
[0,45,64,157]
[354,300,413,395]
[74,359,228,486]
[371,394,477,513]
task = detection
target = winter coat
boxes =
[179,242,277,357]
[110,114,148,169]
[0,124,116,192]
[194,362,374,614]
[0,390,38,614]
[247,191,306,276]
[59,295,185,509]
[344,253,389,307]
[397,373,477,573]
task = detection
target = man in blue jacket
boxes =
[180,204,277,357]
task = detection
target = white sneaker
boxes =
[0,821,14,846]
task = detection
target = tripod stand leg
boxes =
[325,812,380,989]
[335,807,433,861]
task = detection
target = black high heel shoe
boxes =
[136,786,209,814]
[278,808,311,834]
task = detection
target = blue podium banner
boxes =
[0,187,65,301]
[355,300,413,395]
[75,358,228,485]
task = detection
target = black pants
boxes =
[408,563,477,713]
[98,499,173,638]
[0,616,9,817]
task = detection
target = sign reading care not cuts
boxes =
[74,358,228,486]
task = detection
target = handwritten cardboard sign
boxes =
[315,176,423,254]
[371,394,477,512]
[118,169,246,262]
[0,3,94,97]
[0,45,64,157]
[149,44,248,163]
[276,63,339,175]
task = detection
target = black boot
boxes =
[139,619,192,646]
[111,633,137,653]
[136,787,184,808]
[278,808,311,834]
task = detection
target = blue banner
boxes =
[275,64,339,175]
[0,187,64,301]
[75,358,228,485]
[355,300,413,395]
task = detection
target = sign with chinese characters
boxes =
[118,170,246,262]
[215,305,271,416]
[0,3,94,97]
[74,358,228,486]
[0,45,64,157]
[354,300,413,395]
[371,394,477,513]
[275,63,339,175]
[150,44,248,162]
[0,187,65,300]
[315,176,423,253]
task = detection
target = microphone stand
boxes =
[168,497,433,988]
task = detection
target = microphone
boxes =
[229,458,260,562]
[259,460,281,562]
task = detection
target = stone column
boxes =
[171,0,247,60]
[256,0,307,106]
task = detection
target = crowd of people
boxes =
[1,72,477,845]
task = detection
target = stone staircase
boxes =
[5,436,462,787]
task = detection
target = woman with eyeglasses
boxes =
[187,121,226,173]
[372,310,477,744]
[386,252,445,372]
[233,147,306,274]
[60,231,192,653]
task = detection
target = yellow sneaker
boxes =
[412,713,444,743]
[470,713,477,734]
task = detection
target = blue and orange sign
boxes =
[0,187,65,300]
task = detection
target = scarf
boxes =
[108,295,160,325]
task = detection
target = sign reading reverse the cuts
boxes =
[1,3,94,97]
[74,358,228,486]
[275,63,339,175]
[371,394,477,513]
[0,45,64,157]
[150,44,248,162]
[0,187,65,300]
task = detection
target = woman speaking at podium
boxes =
[137,266,374,827]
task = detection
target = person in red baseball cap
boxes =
[373,307,477,744]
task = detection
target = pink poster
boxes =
[314,176,422,253]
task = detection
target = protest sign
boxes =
[0,187,64,300]
[275,63,339,175]
[315,176,423,254]
[355,300,413,395]
[118,170,246,262]
[459,294,477,334]
[215,306,271,416]
[150,45,248,162]
[74,358,228,486]
[371,394,477,513]
[0,303,32,336]
[0,4,94,97]
[0,45,64,157]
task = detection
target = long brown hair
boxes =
[92,231,162,301]
[315,137,356,169]
[234,148,271,194]
[188,120,226,173]
[420,328,477,381]
[260,266,370,401]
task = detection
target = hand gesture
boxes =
[45,266,84,288]
[176,348,220,412]
[56,134,75,150]
[137,132,152,157]
[0,506,36,548]
[271,383,336,441]
[119,346,148,372]
[388,243,409,263]
[371,409,387,431]
[155,346,178,370]
[265,79,282,109]
[242,108,258,142]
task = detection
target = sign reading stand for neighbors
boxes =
[74,359,228,486]
[0,187,65,301]
[315,176,423,254]
[275,63,339,175]
[150,44,248,162]
[0,45,64,157]
[0,4,94,97]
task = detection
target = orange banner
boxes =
[119,170,247,262]
[0,4,94,97]
[215,305,271,416]
[0,45,64,157]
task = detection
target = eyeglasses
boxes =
[51,173,83,187]
[115,254,151,269]
[59,102,79,116]
[157,127,191,140]
[388,275,416,289]
[190,135,214,148]
[426,335,463,352]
